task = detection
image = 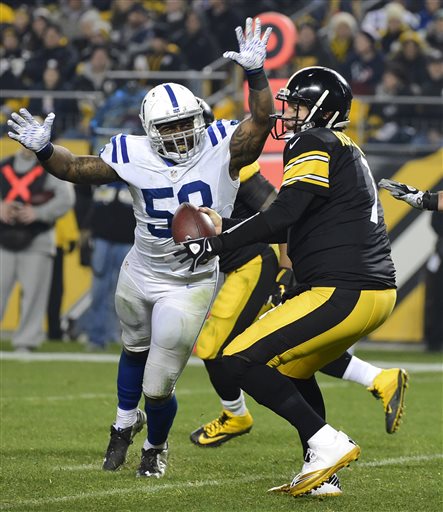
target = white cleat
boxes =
[269,431,359,497]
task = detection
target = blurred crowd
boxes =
[0,0,442,145]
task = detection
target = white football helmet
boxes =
[139,83,205,161]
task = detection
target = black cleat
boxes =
[136,445,168,478]
[102,409,146,471]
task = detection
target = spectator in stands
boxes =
[117,2,155,67]
[25,23,79,84]
[425,8,443,53]
[179,10,220,71]
[74,45,113,92]
[413,50,443,144]
[47,208,79,341]
[25,7,51,53]
[380,2,411,53]
[74,11,115,63]
[73,45,115,135]
[367,64,416,143]
[342,30,385,95]
[389,31,429,93]
[76,183,135,350]
[362,1,418,38]
[0,146,74,352]
[11,5,32,49]
[205,0,242,54]
[325,11,358,74]
[322,0,365,22]
[28,62,80,138]
[158,0,188,43]
[289,20,336,73]
[109,0,138,32]
[53,0,94,43]
[416,0,442,31]
[130,25,186,83]
[0,27,27,127]
[69,9,103,55]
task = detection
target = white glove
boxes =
[378,178,427,209]
[223,17,272,72]
[7,108,55,152]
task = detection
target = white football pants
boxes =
[115,247,217,399]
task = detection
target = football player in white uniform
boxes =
[7,17,274,478]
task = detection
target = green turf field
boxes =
[1,346,442,512]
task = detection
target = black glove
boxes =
[269,267,296,307]
[166,236,223,272]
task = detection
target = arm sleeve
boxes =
[218,186,315,251]
[237,168,278,211]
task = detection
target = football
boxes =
[172,202,216,243]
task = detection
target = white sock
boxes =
[308,424,338,447]
[221,391,248,416]
[342,356,382,387]
[143,440,167,451]
[115,407,138,430]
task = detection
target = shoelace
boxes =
[204,413,229,436]
[304,448,317,464]
[140,448,165,472]
[108,428,132,450]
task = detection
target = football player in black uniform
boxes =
[192,102,408,470]
[170,67,400,497]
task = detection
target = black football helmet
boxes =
[271,66,353,139]
[195,97,215,128]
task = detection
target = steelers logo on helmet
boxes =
[271,66,353,140]
[139,83,205,161]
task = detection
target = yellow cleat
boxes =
[190,409,253,447]
[368,368,409,434]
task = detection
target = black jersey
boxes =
[281,128,395,289]
[219,164,276,273]
[219,128,396,290]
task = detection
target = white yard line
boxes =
[2,454,442,510]
[60,453,443,473]
[1,352,442,373]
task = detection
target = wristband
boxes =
[246,69,268,91]
[422,191,439,211]
[36,143,54,161]
[209,235,224,255]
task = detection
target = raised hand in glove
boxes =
[269,267,296,307]
[378,178,433,210]
[166,236,223,273]
[7,108,55,156]
[223,17,272,73]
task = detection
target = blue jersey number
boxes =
[142,180,213,238]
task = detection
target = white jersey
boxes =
[100,119,240,278]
